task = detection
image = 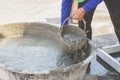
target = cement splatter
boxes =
[62,31,88,55]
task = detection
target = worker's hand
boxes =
[72,8,86,21]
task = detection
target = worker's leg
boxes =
[104,0,120,43]
[78,1,96,40]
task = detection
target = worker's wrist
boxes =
[78,8,86,14]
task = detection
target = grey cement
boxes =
[62,32,87,52]
[0,35,76,72]
[63,33,83,42]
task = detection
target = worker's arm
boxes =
[61,0,73,25]
[73,0,103,20]
[83,0,103,12]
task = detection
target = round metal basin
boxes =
[0,22,95,80]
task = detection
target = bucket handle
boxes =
[59,16,87,33]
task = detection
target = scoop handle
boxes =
[58,16,72,33]
[59,16,86,32]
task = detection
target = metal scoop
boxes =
[58,16,88,52]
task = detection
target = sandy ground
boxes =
[92,2,114,36]
[0,0,119,47]
[0,0,115,37]
[0,0,60,24]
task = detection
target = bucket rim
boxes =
[0,22,96,75]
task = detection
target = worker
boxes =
[61,0,97,39]
[73,0,120,42]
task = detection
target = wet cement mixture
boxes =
[61,25,88,55]
[0,35,78,72]
[63,33,81,42]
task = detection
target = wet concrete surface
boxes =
[0,35,76,71]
